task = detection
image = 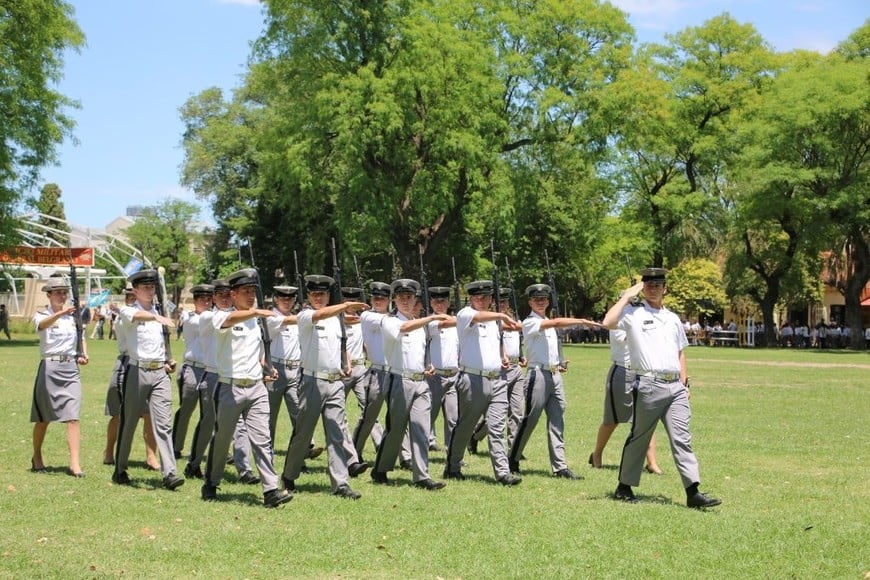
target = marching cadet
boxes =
[112,269,184,490]
[424,286,459,452]
[603,268,721,508]
[370,279,447,490]
[469,287,525,454]
[508,283,598,479]
[200,269,292,508]
[351,281,391,461]
[281,275,369,499]
[31,277,88,477]
[444,280,522,486]
[264,285,302,447]
[103,283,160,470]
[172,284,213,460]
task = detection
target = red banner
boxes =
[0,246,95,267]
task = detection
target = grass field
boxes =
[0,332,868,579]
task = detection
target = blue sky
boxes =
[38,0,868,230]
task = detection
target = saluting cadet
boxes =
[200,269,292,508]
[588,327,661,474]
[112,269,184,490]
[351,281,391,460]
[603,268,721,508]
[444,280,522,486]
[172,284,213,460]
[469,288,525,454]
[370,279,447,490]
[31,277,88,477]
[102,283,160,470]
[508,283,597,479]
[424,286,459,452]
[281,275,369,499]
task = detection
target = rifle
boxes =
[68,248,84,359]
[543,250,567,368]
[504,255,523,357]
[451,256,461,313]
[293,250,306,308]
[155,266,176,371]
[353,255,366,303]
[248,242,275,377]
[331,237,348,373]
[418,245,430,316]
[490,240,503,349]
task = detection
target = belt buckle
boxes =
[412,372,424,381]
[240,378,256,387]
[326,372,341,381]
[145,361,162,370]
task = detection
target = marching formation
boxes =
[28,260,721,509]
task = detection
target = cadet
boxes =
[370,279,447,490]
[602,268,721,508]
[508,283,598,479]
[172,284,213,460]
[31,277,88,477]
[351,281,391,461]
[103,283,160,469]
[112,269,184,490]
[200,269,292,508]
[425,286,459,452]
[281,275,369,499]
[264,285,302,447]
[444,280,522,486]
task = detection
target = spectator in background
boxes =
[90,304,106,340]
[779,322,793,348]
[829,324,842,348]
[816,322,828,349]
[864,325,870,348]
[0,304,10,340]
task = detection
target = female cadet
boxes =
[31,277,88,477]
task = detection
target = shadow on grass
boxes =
[0,339,40,349]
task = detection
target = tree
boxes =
[0,1,84,250]
[665,258,728,323]
[30,183,70,245]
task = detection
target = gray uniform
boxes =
[351,307,390,460]
[172,309,205,457]
[32,307,82,423]
[266,310,302,447]
[426,318,459,449]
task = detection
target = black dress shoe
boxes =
[554,468,582,480]
[238,471,261,485]
[333,484,361,500]
[173,450,183,460]
[282,477,296,491]
[184,463,204,479]
[467,440,478,454]
[30,459,47,473]
[264,488,293,508]
[306,445,325,460]
[348,461,369,477]
[414,478,446,491]
[428,443,443,452]
[399,459,412,471]
[443,469,465,480]
[112,470,131,485]
[201,483,218,501]
[509,461,521,474]
[687,492,722,509]
[145,464,160,472]
[66,468,85,478]
[371,471,390,484]
[163,474,185,490]
[613,484,638,503]
[497,474,522,486]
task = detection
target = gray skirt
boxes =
[31,359,82,422]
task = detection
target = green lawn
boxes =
[0,334,867,578]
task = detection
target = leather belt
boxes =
[529,363,560,373]
[350,358,366,366]
[434,368,458,377]
[272,358,301,369]
[461,367,500,380]
[303,369,343,381]
[184,360,206,369]
[219,377,259,387]
[507,357,520,364]
[45,355,75,363]
[612,362,632,370]
[639,370,680,382]
[392,370,425,382]
[130,359,164,370]
[369,363,391,372]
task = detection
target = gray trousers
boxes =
[374,374,432,482]
[351,368,387,461]
[446,373,510,478]
[282,375,352,491]
[266,363,302,448]
[619,376,700,488]
[426,373,458,448]
[509,368,568,473]
[472,364,524,448]
[115,365,176,478]
[172,364,203,455]
[204,380,279,493]
[188,371,217,468]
